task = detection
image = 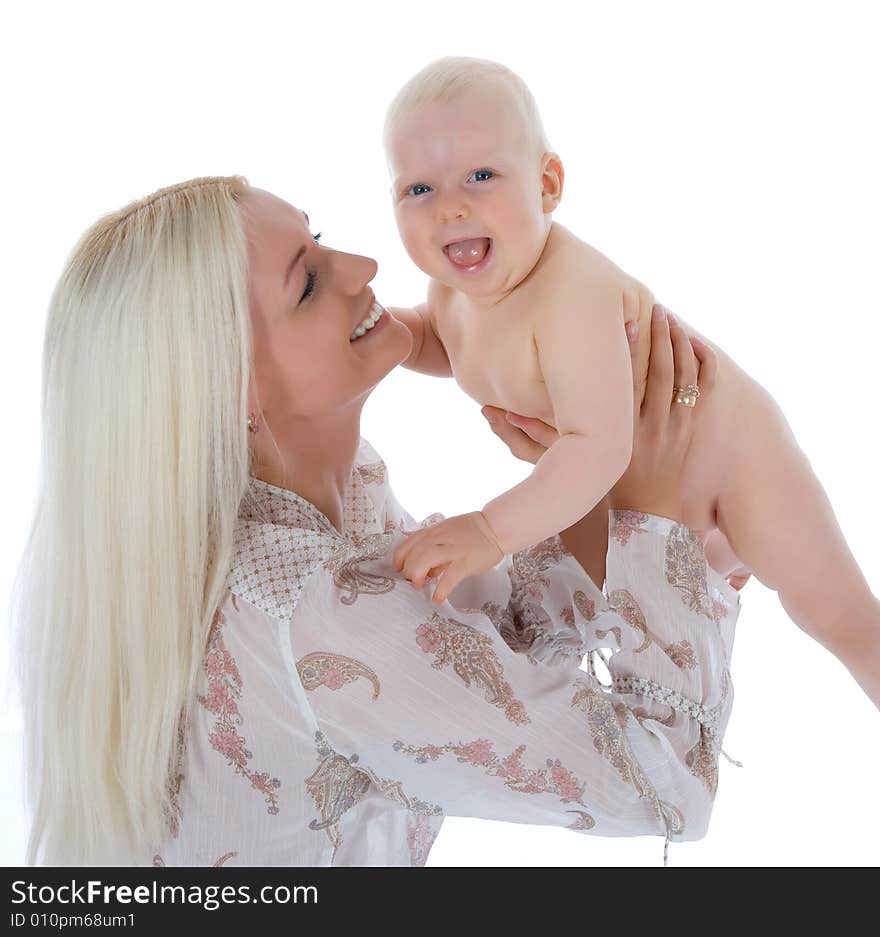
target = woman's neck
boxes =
[249,405,364,533]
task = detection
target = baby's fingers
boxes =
[392,527,431,572]
[431,562,467,605]
[403,544,452,590]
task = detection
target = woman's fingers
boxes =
[504,412,559,449]
[690,335,718,398]
[668,313,698,388]
[727,571,752,591]
[482,406,547,464]
[667,312,701,435]
[643,304,674,423]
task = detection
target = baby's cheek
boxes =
[398,215,431,262]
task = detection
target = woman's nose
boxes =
[334,250,378,295]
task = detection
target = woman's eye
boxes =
[469,169,495,182]
[300,270,317,302]
[298,233,322,302]
[407,183,432,197]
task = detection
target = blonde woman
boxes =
[12,177,735,867]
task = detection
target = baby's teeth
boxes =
[353,326,366,338]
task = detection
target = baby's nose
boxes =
[437,201,469,223]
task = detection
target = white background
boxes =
[2,0,878,866]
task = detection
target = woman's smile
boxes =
[349,300,389,342]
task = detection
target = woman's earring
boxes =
[247,413,259,434]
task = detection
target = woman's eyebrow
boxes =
[284,246,307,287]
[282,210,312,286]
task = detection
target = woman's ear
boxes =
[540,152,564,213]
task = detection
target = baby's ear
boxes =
[540,152,564,212]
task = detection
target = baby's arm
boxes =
[388,280,452,377]
[717,384,880,707]
[482,281,635,554]
[393,281,635,603]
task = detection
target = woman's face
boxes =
[240,188,412,422]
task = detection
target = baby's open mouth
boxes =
[443,237,491,268]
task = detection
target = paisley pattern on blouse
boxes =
[610,511,649,545]
[322,531,396,606]
[560,587,599,630]
[565,810,597,831]
[297,652,381,699]
[356,461,386,486]
[632,705,677,729]
[666,640,698,670]
[509,536,571,607]
[574,590,597,621]
[504,536,584,663]
[153,851,238,867]
[164,707,188,839]
[665,524,715,619]
[406,812,439,866]
[482,600,539,659]
[359,767,443,817]
[198,610,281,815]
[305,732,372,848]
[415,612,530,725]
[711,586,733,625]
[393,737,595,825]
[595,625,623,648]
[305,732,443,850]
[686,730,719,797]
[659,802,686,837]
[607,589,652,653]
[570,678,656,804]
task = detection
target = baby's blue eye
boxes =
[469,169,495,182]
[407,183,432,197]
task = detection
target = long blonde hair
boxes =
[11,176,254,864]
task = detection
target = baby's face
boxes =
[386,87,551,300]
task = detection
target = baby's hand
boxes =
[391,512,504,604]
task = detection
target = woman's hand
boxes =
[482,306,717,522]
[608,305,716,520]
[480,320,641,462]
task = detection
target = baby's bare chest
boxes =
[437,295,554,422]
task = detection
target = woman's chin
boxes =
[351,311,412,380]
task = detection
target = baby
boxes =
[384,57,879,707]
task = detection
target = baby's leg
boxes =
[717,385,880,707]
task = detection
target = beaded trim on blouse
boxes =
[611,674,722,744]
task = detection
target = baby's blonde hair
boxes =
[383,56,552,158]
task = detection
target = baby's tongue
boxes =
[446,237,490,267]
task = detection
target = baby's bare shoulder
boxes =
[519,230,634,334]
[539,224,646,300]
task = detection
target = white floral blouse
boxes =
[150,439,739,867]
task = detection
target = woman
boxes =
[13,176,735,866]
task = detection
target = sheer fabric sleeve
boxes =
[286,508,738,850]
